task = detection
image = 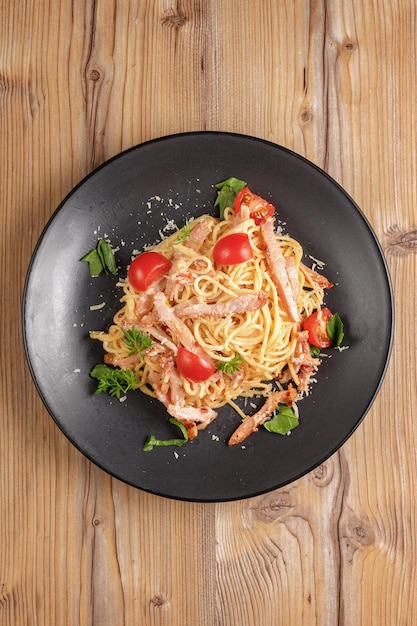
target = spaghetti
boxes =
[90,184,334,445]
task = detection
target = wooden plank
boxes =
[1,0,416,624]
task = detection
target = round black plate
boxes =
[22,132,393,502]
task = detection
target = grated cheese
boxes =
[89,302,106,311]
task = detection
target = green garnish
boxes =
[79,248,102,277]
[121,327,152,361]
[143,418,189,451]
[216,353,243,375]
[327,313,344,347]
[90,364,138,398]
[214,177,247,219]
[174,218,194,245]
[310,345,321,358]
[263,405,299,436]
[80,239,117,277]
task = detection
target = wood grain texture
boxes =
[1,1,416,624]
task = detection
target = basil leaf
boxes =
[80,239,117,276]
[327,313,344,347]
[80,248,103,277]
[263,405,299,435]
[143,418,189,451]
[97,239,117,275]
[310,345,321,358]
[214,177,247,219]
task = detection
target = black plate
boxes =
[22,132,393,502]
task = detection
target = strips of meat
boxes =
[284,256,300,301]
[278,330,320,392]
[167,404,218,427]
[146,352,185,406]
[228,385,298,446]
[300,262,334,289]
[185,217,215,252]
[121,320,178,354]
[164,255,195,301]
[292,330,320,369]
[152,291,215,367]
[175,291,268,320]
[260,217,300,322]
[168,405,218,440]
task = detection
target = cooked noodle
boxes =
[91,207,327,422]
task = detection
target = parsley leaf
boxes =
[216,353,243,375]
[214,177,247,219]
[80,239,117,277]
[327,313,344,347]
[121,327,152,361]
[263,405,299,435]
[90,364,137,399]
[143,418,189,451]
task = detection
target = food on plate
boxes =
[88,178,344,448]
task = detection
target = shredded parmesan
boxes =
[89,302,106,311]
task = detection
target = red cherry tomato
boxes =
[213,233,253,265]
[176,347,216,382]
[302,308,333,348]
[234,187,275,225]
[128,251,172,292]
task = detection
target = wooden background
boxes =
[1,1,416,624]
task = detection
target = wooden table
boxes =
[1,2,415,624]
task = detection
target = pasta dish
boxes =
[89,180,340,446]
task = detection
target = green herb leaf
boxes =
[216,353,243,375]
[143,418,189,451]
[90,364,137,398]
[310,345,321,358]
[263,405,299,435]
[80,239,117,277]
[214,177,247,219]
[97,239,117,275]
[327,313,344,347]
[121,327,152,361]
[79,248,103,277]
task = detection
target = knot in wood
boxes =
[300,108,313,123]
[342,40,356,52]
[251,490,294,523]
[345,520,375,547]
[160,8,187,28]
[150,593,169,609]
[385,224,417,256]
[89,69,101,82]
[310,460,334,487]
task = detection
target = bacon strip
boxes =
[300,262,334,289]
[184,217,215,251]
[152,291,215,368]
[175,291,268,320]
[167,404,218,426]
[261,218,300,322]
[228,385,297,446]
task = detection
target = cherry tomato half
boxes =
[234,187,275,225]
[128,251,172,292]
[213,233,253,265]
[176,347,216,382]
[302,308,333,348]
